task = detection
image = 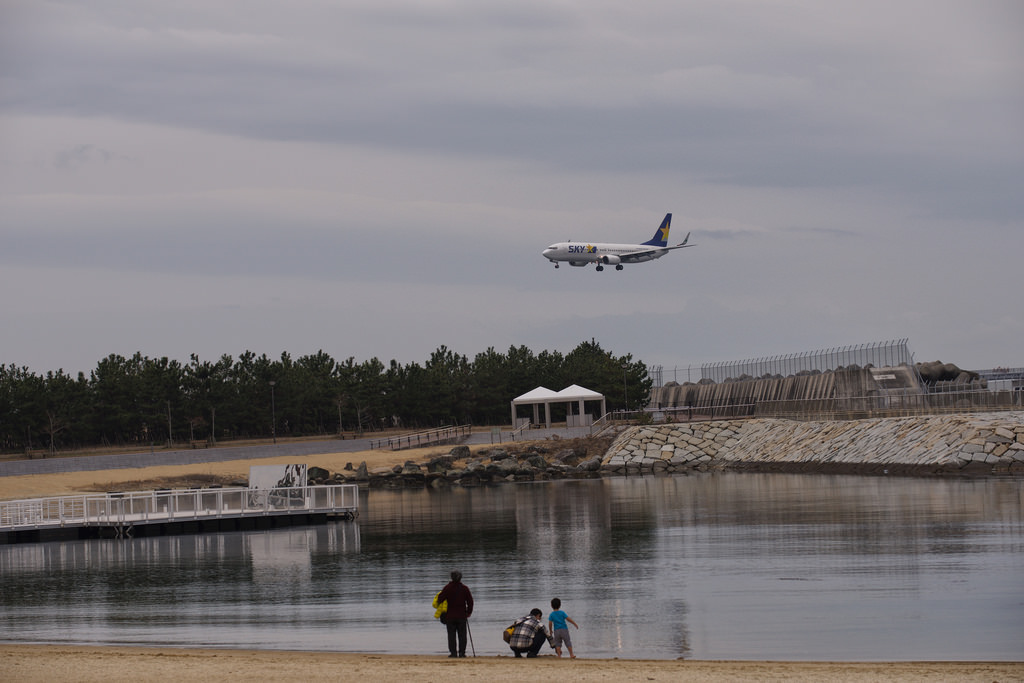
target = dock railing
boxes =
[0,484,359,533]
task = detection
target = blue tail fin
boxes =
[642,213,672,247]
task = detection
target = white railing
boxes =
[0,484,359,531]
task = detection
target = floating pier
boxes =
[0,484,359,544]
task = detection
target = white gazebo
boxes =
[510,384,607,429]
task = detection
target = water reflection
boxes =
[1,474,1021,660]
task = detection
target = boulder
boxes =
[553,448,582,466]
[308,466,331,482]
[400,471,426,486]
[526,455,548,470]
[496,458,520,475]
[427,455,454,473]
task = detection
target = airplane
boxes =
[541,213,694,271]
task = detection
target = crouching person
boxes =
[508,608,554,658]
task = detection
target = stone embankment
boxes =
[603,411,1024,476]
[314,413,1023,489]
[310,443,607,489]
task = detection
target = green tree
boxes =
[294,350,340,434]
[231,351,276,438]
[337,357,388,433]
[42,369,91,455]
[0,365,46,452]
[469,347,509,424]
[183,354,234,444]
[1,338,657,454]
[90,354,141,446]
[424,346,472,425]
[562,339,651,411]
[505,345,539,398]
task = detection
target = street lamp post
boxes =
[623,365,628,412]
[269,380,277,444]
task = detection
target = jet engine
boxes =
[599,254,621,265]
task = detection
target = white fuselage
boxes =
[541,213,691,271]
[542,242,668,267]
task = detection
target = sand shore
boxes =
[2,645,1022,682]
[0,446,433,500]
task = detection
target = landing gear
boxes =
[554,263,559,268]
[616,264,623,270]
[595,265,604,272]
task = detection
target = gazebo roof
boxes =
[557,384,604,400]
[512,384,604,405]
[511,386,560,404]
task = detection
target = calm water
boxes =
[1,473,1022,660]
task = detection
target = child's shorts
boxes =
[553,628,572,649]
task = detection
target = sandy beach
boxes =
[2,645,1022,682]
[0,445,437,500]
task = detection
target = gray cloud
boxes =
[1,0,1022,374]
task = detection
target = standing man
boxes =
[436,570,473,658]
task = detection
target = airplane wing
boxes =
[617,233,694,263]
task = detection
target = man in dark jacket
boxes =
[436,570,474,658]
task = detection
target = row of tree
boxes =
[0,340,651,455]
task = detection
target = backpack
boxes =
[503,617,523,643]
[432,591,448,624]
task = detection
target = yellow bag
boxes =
[502,625,514,643]
[432,591,448,621]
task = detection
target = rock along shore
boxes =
[603,411,1024,476]
[317,412,1023,489]
[313,440,609,490]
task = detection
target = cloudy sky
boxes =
[2,1,1022,379]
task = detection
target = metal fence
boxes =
[699,339,915,384]
[0,484,359,533]
[750,389,1021,420]
[369,424,472,450]
[648,365,702,387]
[636,390,1021,425]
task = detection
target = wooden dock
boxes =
[0,484,359,544]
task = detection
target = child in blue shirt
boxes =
[548,597,580,658]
